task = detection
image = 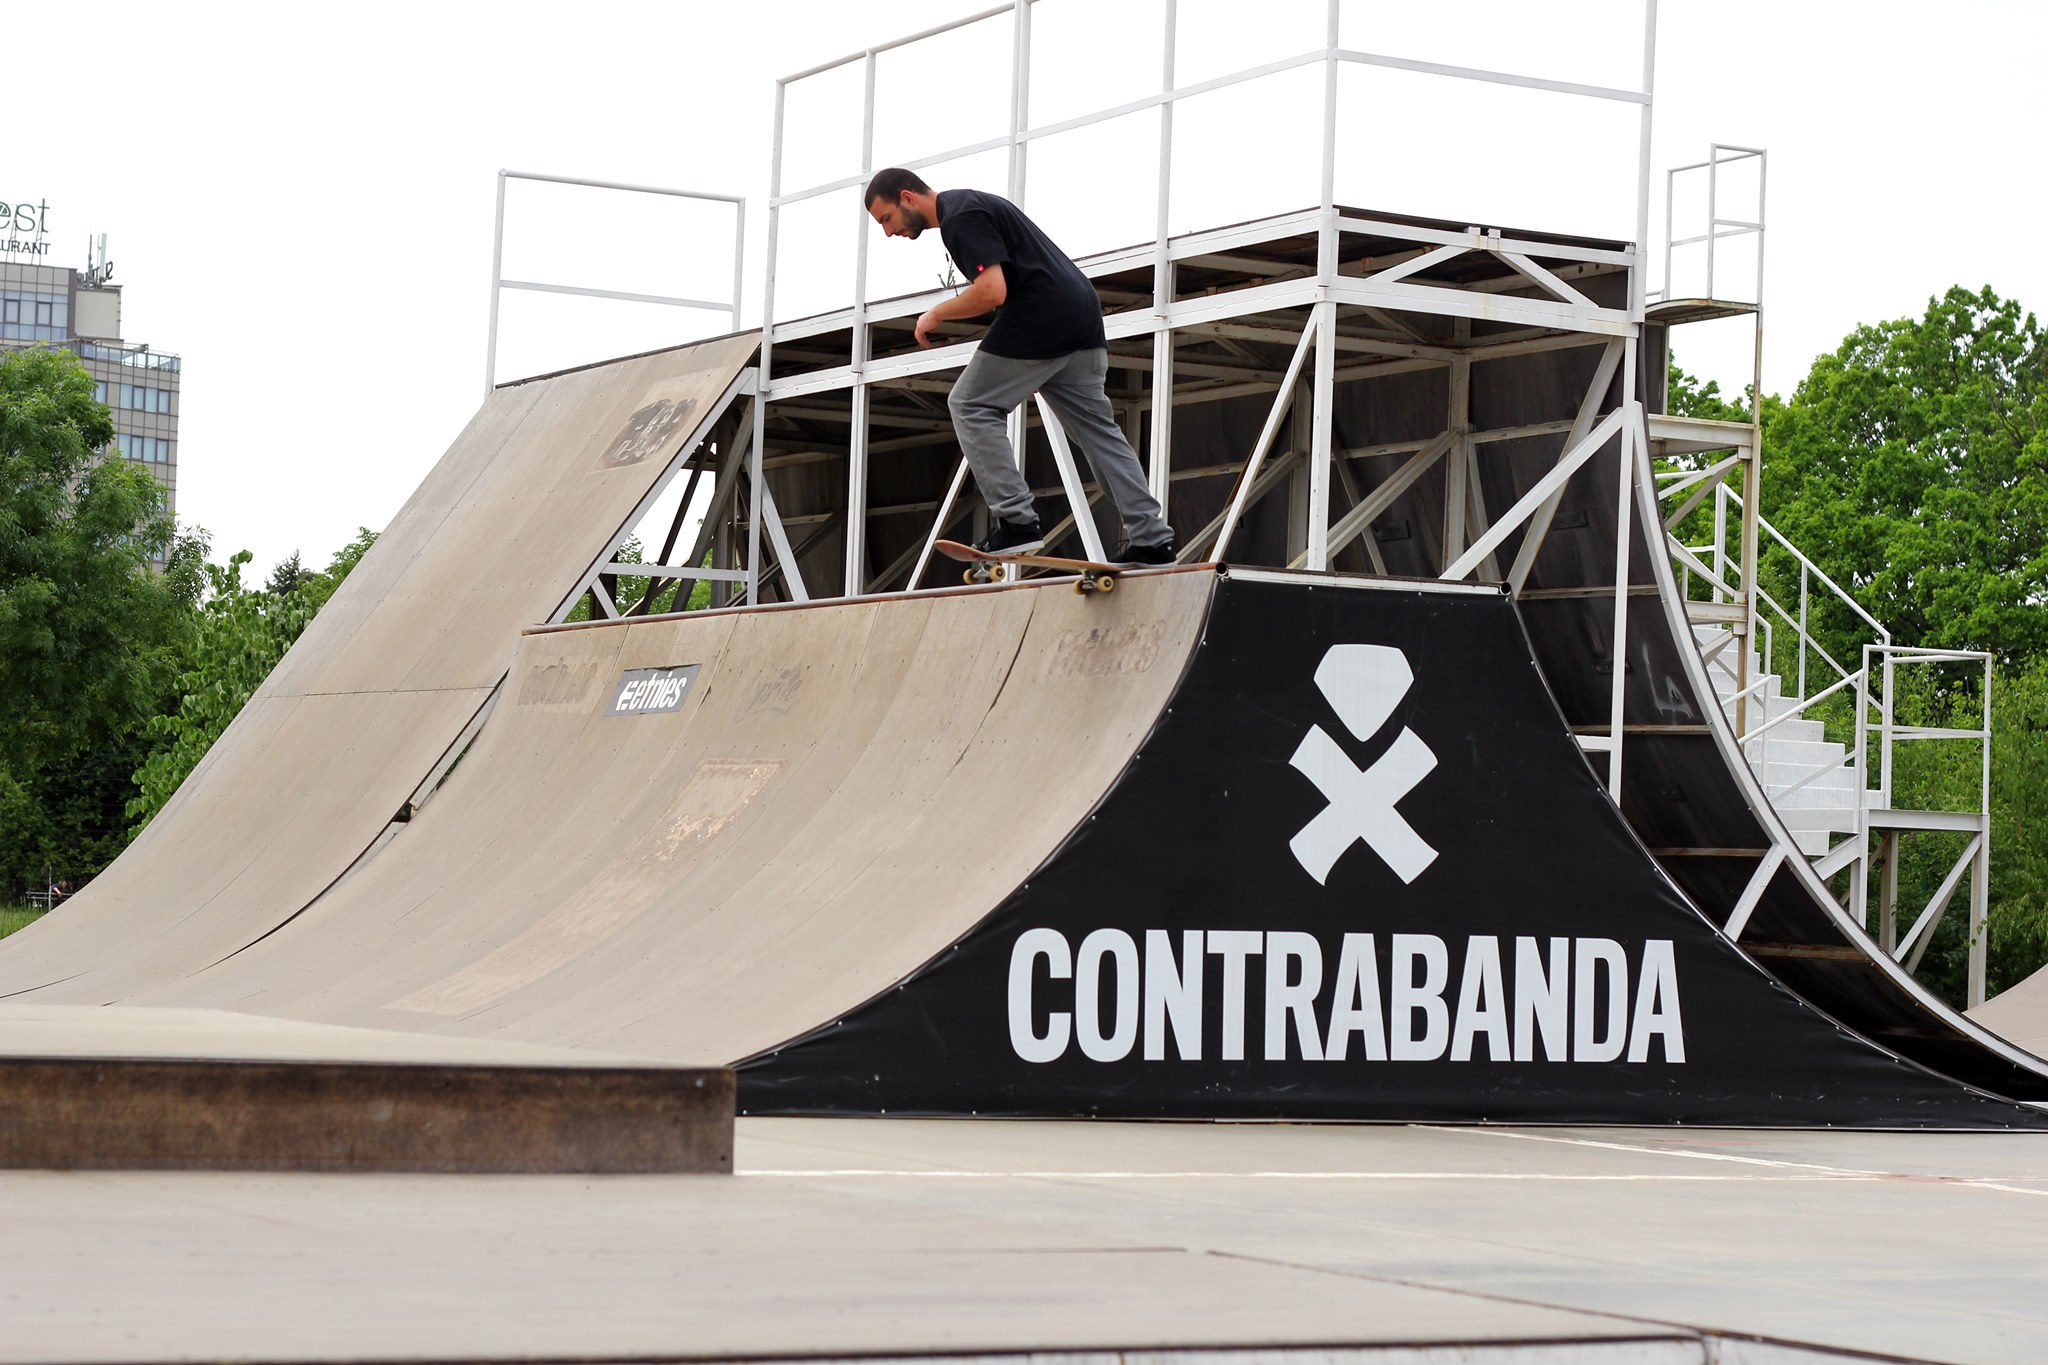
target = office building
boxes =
[1,257,180,516]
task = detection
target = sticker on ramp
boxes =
[608,665,702,716]
[599,397,698,469]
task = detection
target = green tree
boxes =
[265,550,306,596]
[128,531,377,831]
[1705,288,2048,1003]
[1876,655,2048,1004]
[558,536,710,622]
[1759,286,2047,668]
[0,350,184,766]
[0,349,192,893]
[1661,356,1759,606]
[1668,358,1752,425]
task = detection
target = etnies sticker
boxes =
[608,665,701,716]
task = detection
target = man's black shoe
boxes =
[974,519,1045,556]
[1111,539,1177,567]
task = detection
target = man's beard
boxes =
[901,203,931,238]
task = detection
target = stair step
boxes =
[1774,805,1862,833]
[1743,738,1844,767]
[1689,637,1876,861]
[1709,662,1772,686]
[1756,753,1855,780]
[1766,781,1862,809]
[1759,767,1858,796]
[1745,717,1828,744]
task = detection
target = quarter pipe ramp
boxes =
[23,557,2042,1127]
[0,336,757,1003]
[6,339,2045,1128]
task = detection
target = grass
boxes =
[1,905,48,938]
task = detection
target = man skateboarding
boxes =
[865,168,1177,565]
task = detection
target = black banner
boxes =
[741,574,2046,1128]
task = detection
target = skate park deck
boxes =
[7,1115,2046,1365]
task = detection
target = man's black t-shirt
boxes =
[936,189,1106,359]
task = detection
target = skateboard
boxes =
[934,539,1121,594]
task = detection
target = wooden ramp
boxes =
[3,327,2043,1128]
[1973,967,2048,1058]
[0,335,757,1005]
[17,557,2034,1128]
[104,572,1211,1065]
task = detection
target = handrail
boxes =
[1722,486,1891,645]
[1753,580,1854,687]
[1686,488,2001,1004]
[1868,644,1996,664]
[1853,644,1994,1003]
[1653,144,1765,304]
[1738,666,1862,744]
[1771,749,1857,803]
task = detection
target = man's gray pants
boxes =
[948,346,1173,548]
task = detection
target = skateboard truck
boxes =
[936,541,1119,595]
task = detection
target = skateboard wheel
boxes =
[989,563,1007,583]
[962,568,978,585]
[1096,574,1115,593]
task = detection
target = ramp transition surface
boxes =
[1974,966,2048,1057]
[741,571,2044,1127]
[33,559,2045,1128]
[0,336,756,1004]
[114,571,1212,1070]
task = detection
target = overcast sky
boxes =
[8,1,2042,577]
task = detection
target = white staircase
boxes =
[1694,627,1859,858]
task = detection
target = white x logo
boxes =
[1289,644,1439,886]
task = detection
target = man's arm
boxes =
[916,264,1007,347]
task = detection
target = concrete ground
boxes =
[5,1117,2046,1364]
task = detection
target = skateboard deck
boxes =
[934,539,1121,593]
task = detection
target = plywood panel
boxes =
[2,336,758,1003]
[134,573,1212,1065]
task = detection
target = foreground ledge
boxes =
[0,1006,732,1174]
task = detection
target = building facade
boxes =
[1,259,180,516]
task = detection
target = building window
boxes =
[110,383,175,412]
[0,291,69,341]
[120,434,172,464]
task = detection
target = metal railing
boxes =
[761,0,1659,603]
[1665,475,1996,1000]
[1675,480,1890,714]
[485,170,746,394]
[1857,644,1995,1002]
[1650,143,1765,304]
[1861,645,1994,815]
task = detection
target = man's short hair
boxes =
[865,167,931,208]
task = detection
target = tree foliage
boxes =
[1759,286,2047,666]
[0,349,194,891]
[1670,288,2048,1004]
[0,350,186,767]
[1838,652,2048,1004]
[558,536,710,623]
[1668,361,1752,426]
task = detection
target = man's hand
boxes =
[912,265,1007,349]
